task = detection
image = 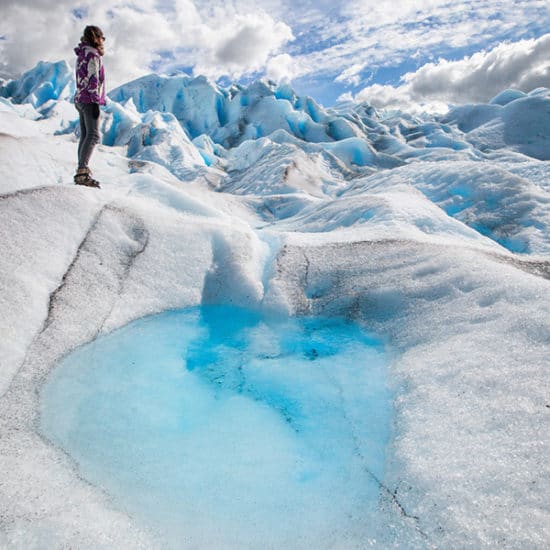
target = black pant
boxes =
[76,102,100,170]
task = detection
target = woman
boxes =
[73,25,106,188]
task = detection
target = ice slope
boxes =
[266,237,550,548]
[0,61,549,548]
[344,162,550,254]
[441,88,550,160]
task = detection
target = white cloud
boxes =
[289,1,549,97]
[0,1,293,87]
[335,64,365,87]
[354,34,550,111]
[265,53,300,82]
[336,91,354,103]
[195,12,294,78]
[0,0,548,106]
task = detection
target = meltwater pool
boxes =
[40,305,391,548]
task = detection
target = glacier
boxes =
[0,59,549,548]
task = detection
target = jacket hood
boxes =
[74,43,98,57]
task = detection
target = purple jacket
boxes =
[74,43,105,105]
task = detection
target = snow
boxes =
[0,61,549,548]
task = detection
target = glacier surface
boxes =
[0,60,549,548]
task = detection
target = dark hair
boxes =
[82,25,105,55]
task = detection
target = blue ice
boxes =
[40,306,391,548]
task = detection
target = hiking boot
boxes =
[74,168,101,188]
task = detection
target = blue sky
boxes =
[263,0,550,106]
[1,0,549,109]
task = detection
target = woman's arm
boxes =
[86,55,104,105]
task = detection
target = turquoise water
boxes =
[40,305,391,548]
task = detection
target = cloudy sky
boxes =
[1,0,549,110]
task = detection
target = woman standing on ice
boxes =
[73,25,106,188]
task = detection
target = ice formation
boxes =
[0,61,549,548]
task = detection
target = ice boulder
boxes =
[329,101,385,140]
[125,111,206,178]
[442,88,550,160]
[109,73,226,141]
[101,98,143,146]
[0,97,40,120]
[0,61,74,108]
[499,91,550,160]
[489,89,527,106]
[321,137,378,167]
[223,138,342,198]
[110,74,370,149]
[243,94,332,143]
[439,103,502,133]
[192,134,225,167]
